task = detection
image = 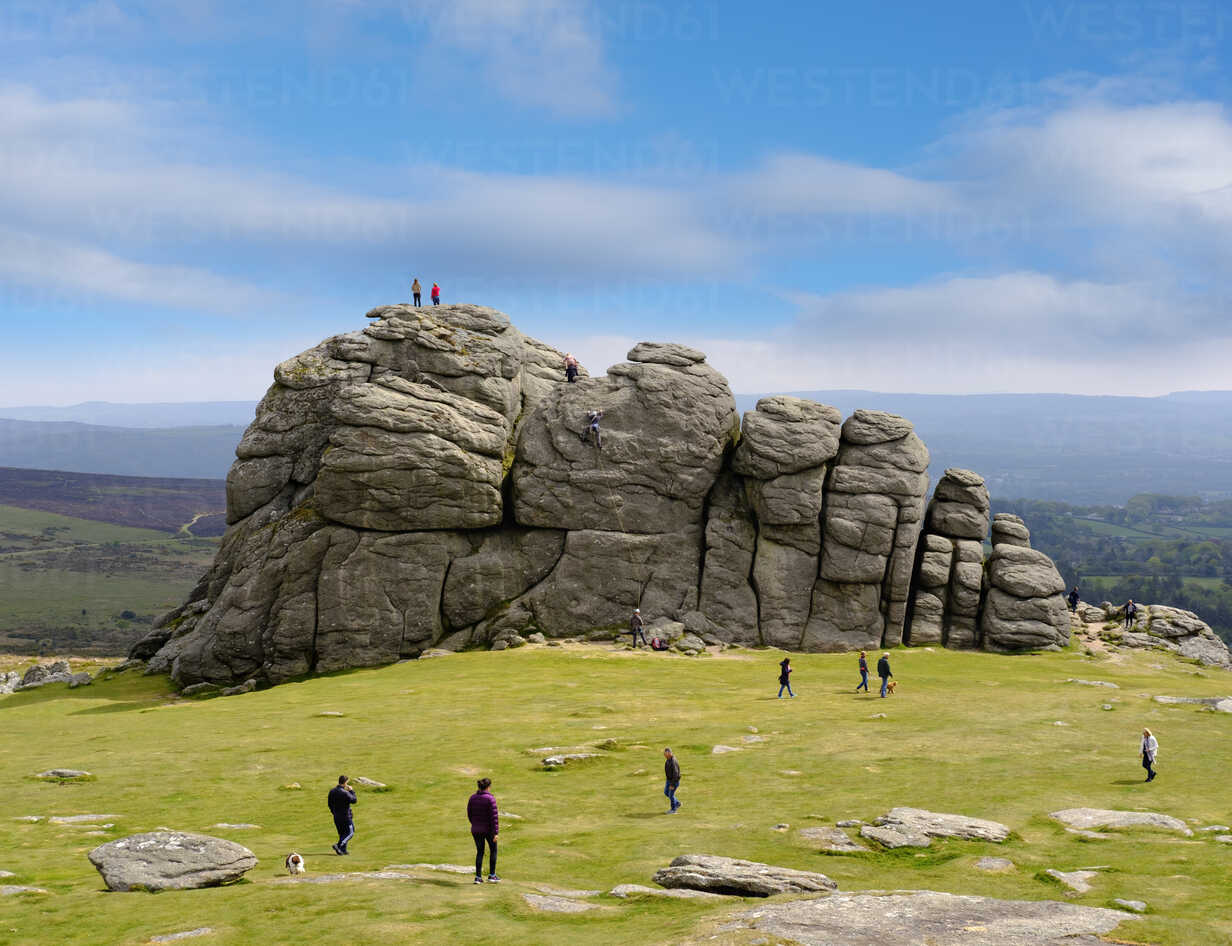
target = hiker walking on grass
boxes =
[777,657,794,698]
[1124,599,1138,629]
[1141,728,1159,782]
[1068,587,1080,613]
[630,608,647,647]
[856,650,870,692]
[431,282,441,305]
[663,748,681,813]
[467,777,500,884]
[877,653,893,698]
[564,352,579,383]
[412,278,422,307]
[328,775,357,855]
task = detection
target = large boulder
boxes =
[981,521,1069,652]
[652,854,837,897]
[88,832,257,891]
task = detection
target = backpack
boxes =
[650,637,668,651]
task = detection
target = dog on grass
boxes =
[285,852,306,875]
[885,680,898,695]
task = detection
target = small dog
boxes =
[285,852,306,875]
[886,680,898,695]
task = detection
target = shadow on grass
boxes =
[1111,778,1149,785]
[70,699,172,716]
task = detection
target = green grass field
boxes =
[3,644,1231,945]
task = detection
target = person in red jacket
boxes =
[467,777,499,883]
[431,282,441,305]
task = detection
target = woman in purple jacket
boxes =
[467,777,500,884]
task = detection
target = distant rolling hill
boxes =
[0,400,258,427]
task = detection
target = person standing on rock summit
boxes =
[431,282,441,305]
[467,777,500,883]
[411,277,422,307]
[877,653,893,698]
[856,650,870,693]
[327,775,357,855]
[1124,599,1138,630]
[1141,728,1159,782]
[630,608,647,647]
[663,748,681,813]
[564,352,579,383]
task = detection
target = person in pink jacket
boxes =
[431,282,441,305]
[467,777,500,883]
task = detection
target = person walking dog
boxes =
[327,775,357,855]
[1141,728,1159,782]
[877,653,893,698]
[663,748,681,813]
[467,777,500,883]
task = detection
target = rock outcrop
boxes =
[652,853,837,897]
[87,832,258,891]
[132,304,1084,686]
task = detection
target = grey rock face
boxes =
[87,832,257,891]
[652,853,837,897]
[981,518,1070,652]
[1050,808,1192,835]
[733,891,1128,946]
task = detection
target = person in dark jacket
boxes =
[663,748,681,813]
[467,777,500,883]
[877,653,893,698]
[327,775,357,855]
[1067,587,1080,613]
[630,608,647,647]
[856,650,870,692]
[777,657,793,698]
[1124,599,1137,629]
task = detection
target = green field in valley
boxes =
[3,644,1230,945]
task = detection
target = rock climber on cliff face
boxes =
[582,409,603,449]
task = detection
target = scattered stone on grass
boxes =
[1113,899,1147,913]
[36,769,91,780]
[730,891,1128,945]
[274,871,418,885]
[211,823,260,830]
[1050,808,1192,835]
[1,885,50,895]
[712,745,741,754]
[523,893,605,913]
[388,863,473,874]
[610,883,725,900]
[88,831,258,891]
[417,649,454,659]
[280,783,302,791]
[798,827,867,853]
[1152,695,1230,708]
[772,824,790,832]
[220,679,256,696]
[1066,829,1110,840]
[149,929,215,943]
[15,816,44,823]
[180,683,219,698]
[1045,868,1097,893]
[872,807,1011,842]
[1066,679,1119,688]
[742,734,766,744]
[49,814,119,825]
[1198,825,1230,832]
[653,854,836,897]
[531,883,601,898]
[0,870,13,878]
[870,713,887,719]
[316,711,344,717]
[542,753,599,768]
[860,824,931,849]
[974,857,1014,872]
[350,777,386,789]
[1052,721,1069,726]
[1215,835,1232,843]
[835,819,863,828]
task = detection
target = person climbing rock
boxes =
[630,608,647,647]
[564,352,579,383]
[582,409,603,449]
[1141,728,1159,782]
[411,277,422,307]
[327,774,357,855]
[856,650,870,692]
[431,282,441,305]
[663,748,681,813]
[1123,599,1137,629]
[777,657,794,698]
[1067,587,1080,613]
[467,777,500,883]
[877,653,893,698]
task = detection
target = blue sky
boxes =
[2,0,1231,403]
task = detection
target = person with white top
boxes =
[1141,728,1159,782]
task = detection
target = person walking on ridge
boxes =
[564,352,579,383]
[877,653,893,698]
[1141,727,1159,782]
[856,650,870,692]
[663,748,681,813]
[630,608,647,647]
[412,277,422,307]
[467,777,500,883]
[431,282,441,305]
[1067,587,1080,613]
[777,657,794,698]
[327,775,357,855]
[1124,599,1137,630]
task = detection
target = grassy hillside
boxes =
[3,645,1229,945]
[0,504,217,655]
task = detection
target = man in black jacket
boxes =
[663,747,681,813]
[877,653,893,698]
[328,775,357,855]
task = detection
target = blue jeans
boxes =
[664,780,679,810]
[880,676,889,697]
[777,682,793,697]
[857,670,869,691]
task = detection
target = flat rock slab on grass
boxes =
[1050,808,1192,835]
[274,871,417,885]
[873,807,1011,842]
[350,777,386,788]
[731,891,1128,946]
[36,769,91,780]
[1,885,49,895]
[1066,679,1118,688]
[609,883,726,900]
[1113,899,1148,913]
[798,827,867,853]
[531,883,601,898]
[860,824,931,849]
[542,753,599,768]
[974,857,1015,872]
[1152,695,1230,709]
[523,893,606,913]
[50,814,119,825]
[0,871,14,878]
[653,854,837,897]
[88,832,258,891]
[1046,868,1098,893]
[149,929,215,943]
[211,823,259,830]
[712,745,742,754]
[387,863,473,874]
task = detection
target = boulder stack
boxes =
[980,514,1069,651]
